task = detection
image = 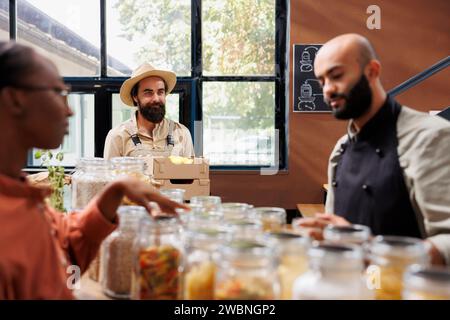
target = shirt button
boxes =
[375,148,383,157]
[362,184,369,191]
[332,181,338,187]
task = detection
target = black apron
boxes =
[333,96,422,238]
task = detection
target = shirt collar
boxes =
[0,173,50,200]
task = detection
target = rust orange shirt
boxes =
[0,174,117,299]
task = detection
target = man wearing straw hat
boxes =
[104,63,194,159]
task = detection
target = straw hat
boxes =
[119,63,177,106]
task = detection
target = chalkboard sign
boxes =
[293,44,331,113]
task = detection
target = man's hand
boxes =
[426,240,446,266]
[294,213,351,240]
[96,178,190,222]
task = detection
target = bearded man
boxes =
[104,63,194,159]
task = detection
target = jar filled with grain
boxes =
[101,206,145,299]
[252,207,287,232]
[71,158,111,211]
[131,216,184,300]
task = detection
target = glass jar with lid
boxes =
[71,157,111,211]
[225,219,264,241]
[252,207,286,232]
[292,242,373,300]
[323,224,371,246]
[221,202,254,221]
[177,204,224,229]
[214,239,280,300]
[190,196,222,210]
[183,226,229,300]
[101,206,145,299]
[266,231,310,300]
[160,188,185,204]
[402,265,450,300]
[131,216,184,300]
[369,236,430,300]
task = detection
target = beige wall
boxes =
[210,0,450,209]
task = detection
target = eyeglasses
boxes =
[10,84,72,97]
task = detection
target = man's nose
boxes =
[323,81,337,100]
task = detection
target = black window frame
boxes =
[7,0,288,171]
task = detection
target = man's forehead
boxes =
[314,46,355,76]
[140,76,165,88]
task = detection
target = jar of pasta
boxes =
[183,226,229,300]
[131,216,184,300]
[101,206,145,299]
[71,157,111,211]
[214,239,280,300]
[402,265,450,300]
[292,242,373,300]
[225,219,264,241]
[266,231,310,299]
[252,207,286,232]
[369,236,429,300]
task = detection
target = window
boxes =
[0,0,8,40]
[4,0,287,170]
[106,0,191,76]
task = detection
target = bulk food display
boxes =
[70,186,446,301]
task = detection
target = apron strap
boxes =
[167,119,175,147]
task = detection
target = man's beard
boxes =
[325,74,373,120]
[137,100,166,123]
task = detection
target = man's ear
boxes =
[366,59,381,80]
[132,95,138,106]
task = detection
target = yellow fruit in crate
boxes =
[169,156,193,165]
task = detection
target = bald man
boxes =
[296,34,450,265]
[0,42,188,299]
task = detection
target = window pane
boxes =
[203,82,276,166]
[0,0,9,40]
[107,0,191,76]
[17,0,100,76]
[202,0,275,76]
[30,93,95,167]
[112,93,180,128]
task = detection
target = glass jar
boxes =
[183,226,229,300]
[221,203,254,221]
[101,206,145,299]
[225,219,264,241]
[402,265,450,300]
[214,239,280,300]
[293,242,373,300]
[266,231,310,300]
[369,236,429,300]
[323,224,371,245]
[111,157,148,205]
[131,216,184,300]
[178,205,223,229]
[71,157,111,211]
[160,188,185,203]
[252,207,286,232]
[190,196,222,210]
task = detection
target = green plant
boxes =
[34,150,66,212]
